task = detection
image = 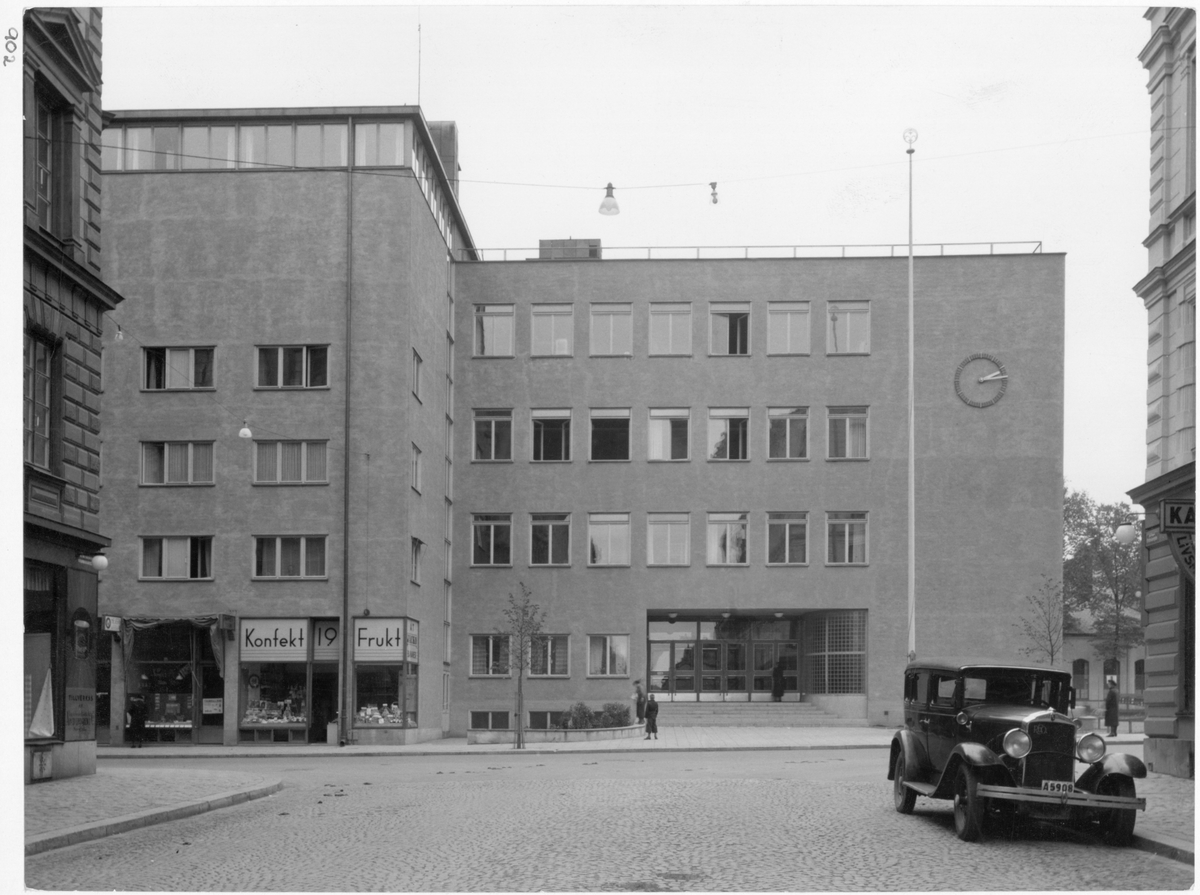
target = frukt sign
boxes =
[354,617,418,662]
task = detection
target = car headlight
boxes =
[1003,728,1032,759]
[1077,733,1106,763]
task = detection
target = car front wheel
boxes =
[893,750,916,814]
[953,764,986,842]
[1098,775,1137,847]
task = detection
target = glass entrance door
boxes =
[697,641,749,700]
[752,642,800,700]
[649,641,696,697]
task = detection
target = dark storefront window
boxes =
[24,562,60,739]
[354,664,418,727]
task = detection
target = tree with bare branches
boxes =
[1013,574,1066,664]
[497,583,546,749]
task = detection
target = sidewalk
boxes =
[26,728,1192,864]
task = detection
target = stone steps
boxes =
[654,702,869,727]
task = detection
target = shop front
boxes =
[351,617,419,745]
[239,617,340,744]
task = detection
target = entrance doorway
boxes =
[648,616,801,701]
[309,665,338,743]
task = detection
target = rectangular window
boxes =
[253,535,327,578]
[707,512,748,565]
[649,303,692,355]
[528,710,565,729]
[827,302,870,354]
[828,406,869,459]
[34,92,67,234]
[768,407,808,460]
[531,635,569,676]
[647,513,690,566]
[531,514,570,566]
[648,408,689,461]
[141,536,213,579]
[411,444,422,492]
[531,304,574,356]
[471,635,510,676]
[23,334,53,469]
[768,302,811,354]
[412,349,422,399]
[827,512,868,565]
[473,410,512,461]
[354,122,405,166]
[767,512,808,565]
[411,538,423,584]
[181,125,237,169]
[588,513,630,566]
[532,409,571,461]
[144,347,214,390]
[294,123,348,167]
[123,126,156,170]
[142,442,214,485]
[254,441,327,483]
[590,304,633,356]
[472,514,512,566]
[588,634,629,676]
[256,346,328,388]
[590,409,630,461]
[708,408,749,460]
[470,710,510,729]
[474,305,514,357]
[710,303,750,356]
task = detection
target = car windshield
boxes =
[961,672,1068,711]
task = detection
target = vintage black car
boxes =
[888,658,1146,843]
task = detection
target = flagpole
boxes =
[904,128,918,663]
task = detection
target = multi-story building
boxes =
[1129,6,1195,779]
[23,7,126,783]
[99,104,1066,746]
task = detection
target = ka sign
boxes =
[240,618,309,661]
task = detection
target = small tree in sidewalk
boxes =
[498,583,546,749]
[1013,574,1066,664]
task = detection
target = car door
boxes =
[923,672,960,773]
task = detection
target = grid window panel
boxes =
[255,441,328,483]
[588,634,629,676]
[707,513,748,565]
[804,611,867,695]
[826,512,868,564]
[142,442,214,485]
[531,635,569,676]
[767,513,807,564]
[768,408,808,460]
[648,409,689,460]
[254,536,327,578]
[768,302,811,354]
[590,304,633,356]
[827,302,871,354]
[828,407,868,459]
[648,513,690,565]
[472,515,512,565]
[471,635,510,675]
[24,335,52,469]
[473,410,512,461]
[532,410,571,461]
[531,514,570,565]
[710,303,750,356]
[532,305,574,356]
[474,305,514,357]
[256,346,328,388]
[588,513,630,566]
[649,303,692,355]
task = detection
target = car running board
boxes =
[902,781,937,797]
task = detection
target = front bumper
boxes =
[976,783,1146,811]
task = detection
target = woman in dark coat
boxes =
[127,694,148,748]
[771,660,785,702]
[1104,683,1120,737]
[634,680,647,724]
[643,694,659,740]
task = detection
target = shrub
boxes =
[598,702,632,728]
[565,701,594,730]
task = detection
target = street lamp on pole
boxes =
[904,128,918,663]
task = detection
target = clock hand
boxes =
[977,371,1008,383]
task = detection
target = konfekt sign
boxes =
[240,618,309,661]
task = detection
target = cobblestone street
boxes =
[24,751,1193,891]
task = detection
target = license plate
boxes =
[1041,780,1074,794]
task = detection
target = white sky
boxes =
[89,3,1161,506]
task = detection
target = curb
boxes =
[1132,832,1195,866]
[25,779,283,856]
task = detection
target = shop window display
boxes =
[241,662,308,727]
[354,663,418,727]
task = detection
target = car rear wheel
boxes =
[1098,775,1137,847]
[893,750,916,814]
[953,764,986,842]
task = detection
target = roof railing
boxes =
[453,241,1043,262]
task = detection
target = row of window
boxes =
[472,511,868,568]
[475,406,867,462]
[471,633,628,677]
[140,535,327,580]
[139,441,328,485]
[474,300,870,358]
[142,345,328,390]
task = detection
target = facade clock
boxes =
[954,353,1008,408]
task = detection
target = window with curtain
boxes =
[532,304,574,356]
[531,635,569,676]
[254,441,327,483]
[647,513,690,566]
[474,305,514,357]
[141,536,212,579]
[256,346,328,388]
[532,409,570,461]
[708,408,749,460]
[648,409,689,460]
[590,304,632,356]
[23,333,53,470]
[707,513,748,565]
[471,635,510,675]
[143,347,214,390]
[142,442,214,485]
[531,514,570,565]
[768,408,808,460]
[588,513,630,566]
[828,407,868,459]
[710,303,750,355]
[827,302,871,354]
[588,634,629,676]
[354,122,405,166]
[254,535,326,578]
[767,512,808,565]
[649,303,692,355]
[826,512,868,565]
[768,302,811,354]
[472,514,511,565]
[473,410,512,461]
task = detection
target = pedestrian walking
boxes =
[771,659,785,702]
[633,679,647,724]
[127,694,147,748]
[644,693,659,740]
[1105,681,1120,737]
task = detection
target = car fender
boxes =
[888,729,927,782]
[1076,752,1148,793]
[930,743,1008,799]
